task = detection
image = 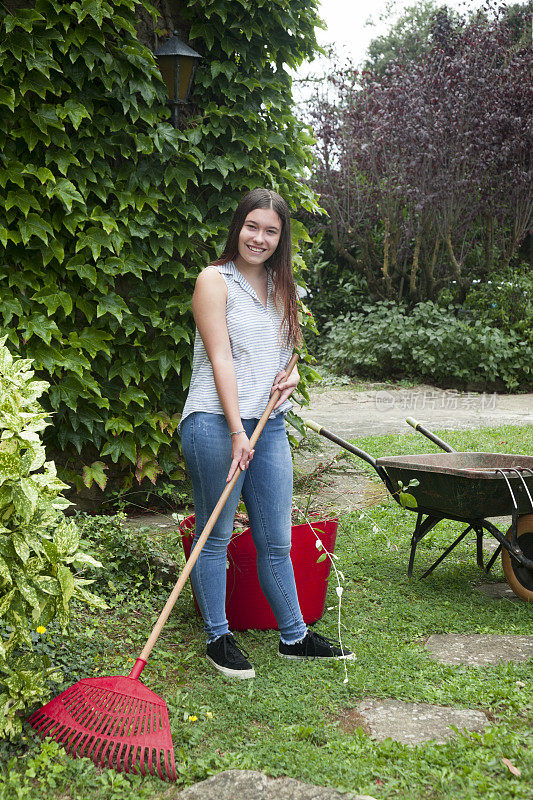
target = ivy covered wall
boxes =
[0,0,321,494]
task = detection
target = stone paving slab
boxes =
[176,770,376,800]
[353,699,489,745]
[124,512,178,530]
[476,582,521,601]
[425,634,533,665]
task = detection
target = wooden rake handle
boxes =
[130,353,299,677]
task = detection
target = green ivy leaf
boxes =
[5,189,41,218]
[104,417,133,435]
[76,226,113,259]
[19,213,54,245]
[49,178,84,212]
[119,387,148,408]
[82,461,108,491]
[5,8,45,33]
[61,98,91,130]
[67,328,112,358]
[0,86,16,112]
[20,314,60,345]
[96,294,129,322]
[32,289,73,317]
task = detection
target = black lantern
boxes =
[154,32,201,128]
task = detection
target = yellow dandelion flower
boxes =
[36,626,46,634]
[188,715,197,722]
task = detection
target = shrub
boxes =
[75,512,181,595]
[302,233,368,335]
[0,338,105,739]
[320,301,532,391]
[460,266,533,338]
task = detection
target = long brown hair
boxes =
[212,188,301,346]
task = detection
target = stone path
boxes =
[347,634,533,745]
[176,771,377,800]
[302,385,533,441]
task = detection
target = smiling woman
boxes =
[178,188,352,679]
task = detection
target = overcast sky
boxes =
[292,0,493,97]
[312,0,488,65]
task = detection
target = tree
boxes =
[364,0,451,78]
[307,2,532,303]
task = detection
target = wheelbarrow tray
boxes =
[376,452,533,519]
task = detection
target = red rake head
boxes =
[28,675,177,781]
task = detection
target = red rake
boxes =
[29,355,299,782]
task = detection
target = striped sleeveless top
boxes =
[180,261,293,426]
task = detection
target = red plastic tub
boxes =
[180,514,338,631]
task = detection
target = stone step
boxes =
[176,770,377,800]
[345,699,489,745]
[425,634,533,666]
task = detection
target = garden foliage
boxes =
[0,338,105,739]
[320,301,532,391]
[0,0,320,492]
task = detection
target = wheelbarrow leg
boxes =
[485,543,502,573]
[475,526,484,569]
[408,513,443,578]
[420,525,474,579]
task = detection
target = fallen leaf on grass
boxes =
[502,758,521,777]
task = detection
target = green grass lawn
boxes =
[1,425,532,800]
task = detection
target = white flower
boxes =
[315,540,323,550]
[335,586,343,597]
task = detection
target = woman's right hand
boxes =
[227,432,254,482]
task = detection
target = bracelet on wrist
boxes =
[230,429,245,437]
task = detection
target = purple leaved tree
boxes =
[307,2,532,302]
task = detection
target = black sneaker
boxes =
[206,634,255,679]
[279,630,353,660]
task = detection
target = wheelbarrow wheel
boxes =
[502,514,533,602]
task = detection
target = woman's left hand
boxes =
[271,366,300,409]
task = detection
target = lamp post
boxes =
[154,32,201,128]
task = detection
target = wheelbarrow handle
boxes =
[406,417,456,453]
[304,419,394,492]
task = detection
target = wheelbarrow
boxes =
[304,417,533,601]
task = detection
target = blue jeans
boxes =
[180,412,307,644]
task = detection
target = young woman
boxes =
[179,188,350,678]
